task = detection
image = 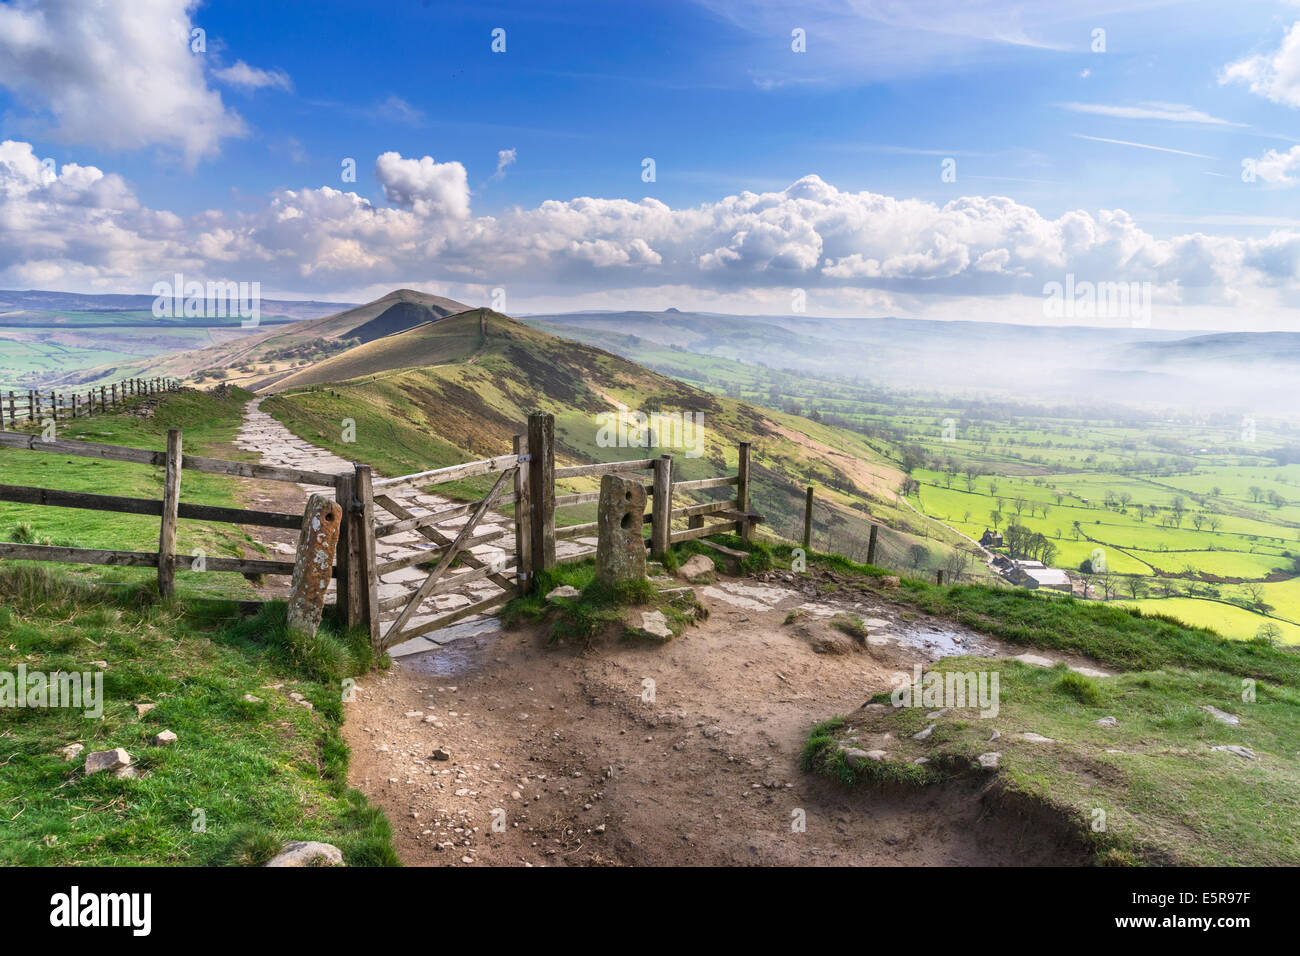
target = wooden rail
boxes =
[0,377,181,427]
[0,425,344,600]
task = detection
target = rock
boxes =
[595,474,647,585]
[60,743,84,761]
[115,765,144,779]
[842,747,887,768]
[880,575,901,589]
[638,610,673,639]
[264,841,345,867]
[1211,745,1257,760]
[913,724,935,741]
[1020,732,1055,744]
[1202,705,1240,726]
[988,729,1001,742]
[430,748,451,761]
[678,554,715,580]
[546,585,581,600]
[150,730,177,747]
[1096,716,1118,728]
[912,757,930,765]
[133,703,156,718]
[701,726,723,739]
[977,752,1001,769]
[242,694,262,704]
[84,748,131,775]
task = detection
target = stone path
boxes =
[233,397,598,656]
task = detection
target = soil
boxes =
[343,570,1096,867]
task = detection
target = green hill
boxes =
[260,306,980,569]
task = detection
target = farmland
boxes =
[529,315,1300,646]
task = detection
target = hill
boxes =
[42,289,470,391]
[259,306,980,569]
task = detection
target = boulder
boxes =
[1096,716,1118,728]
[264,841,345,867]
[150,730,177,746]
[595,475,647,585]
[546,585,581,600]
[84,748,131,775]
[880,575,901,589]
[977,751,1001,769]
[1202,705,1240,726]
[60,743,84,762]
[678,554,716,580]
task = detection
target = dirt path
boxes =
[344,570,1097,866]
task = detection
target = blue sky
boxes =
[2,0,1300,328]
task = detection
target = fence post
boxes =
[99,386,106,412]
[651,454,673,557]
[157,428,182,598]
[354,464,381,652]
[867,524,879,565]
[512,433,532,593]
[6,391,13,428]
[736,441,752,542]
[71,394,78,419]
[527,412,555,573]
[28,390,35,423]
[286,494,343,638]
[334,472,359,629]
[936,569,945,586]
[803,485,814,550]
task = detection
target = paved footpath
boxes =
[233,397,597,656]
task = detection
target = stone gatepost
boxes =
[287,493,343,636]
[596,474,647,585]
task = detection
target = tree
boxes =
[1125,577,1147,600]
[908,544,929,570]
[1249,485,1264,503]
[1255,622,1282,645]
[990,509,1003,531]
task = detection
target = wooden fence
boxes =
[2,377,181,428]
[0,410,763,656]
[0,426,335,604]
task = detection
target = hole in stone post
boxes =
[621,513,632,529]
[625,490,632,501]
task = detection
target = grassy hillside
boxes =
[261,308,981,572]
[0,569,395,865]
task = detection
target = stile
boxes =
[736,441,752,542]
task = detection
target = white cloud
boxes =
[1249,145,1300,185]
[490,148,517,181]
[376,95,425,125]
[374,152,470,219]
[1059,102,1245,126]
[1221,21,1300,108]
[0,0,246,166]
[212,60,293,92]
[6,142,1300,329]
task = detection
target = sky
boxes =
[1,0,1300,329]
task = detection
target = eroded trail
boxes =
[343,572,1093,866]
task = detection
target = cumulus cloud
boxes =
[0,0,246,166]
[1221,21,1300,108]
[1248,145,1300,186]
[374,152,470,220]
[5,142,1300,328]
[212,60,293,92]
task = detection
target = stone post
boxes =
[596,474,647,585]
[286,493,343,637]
